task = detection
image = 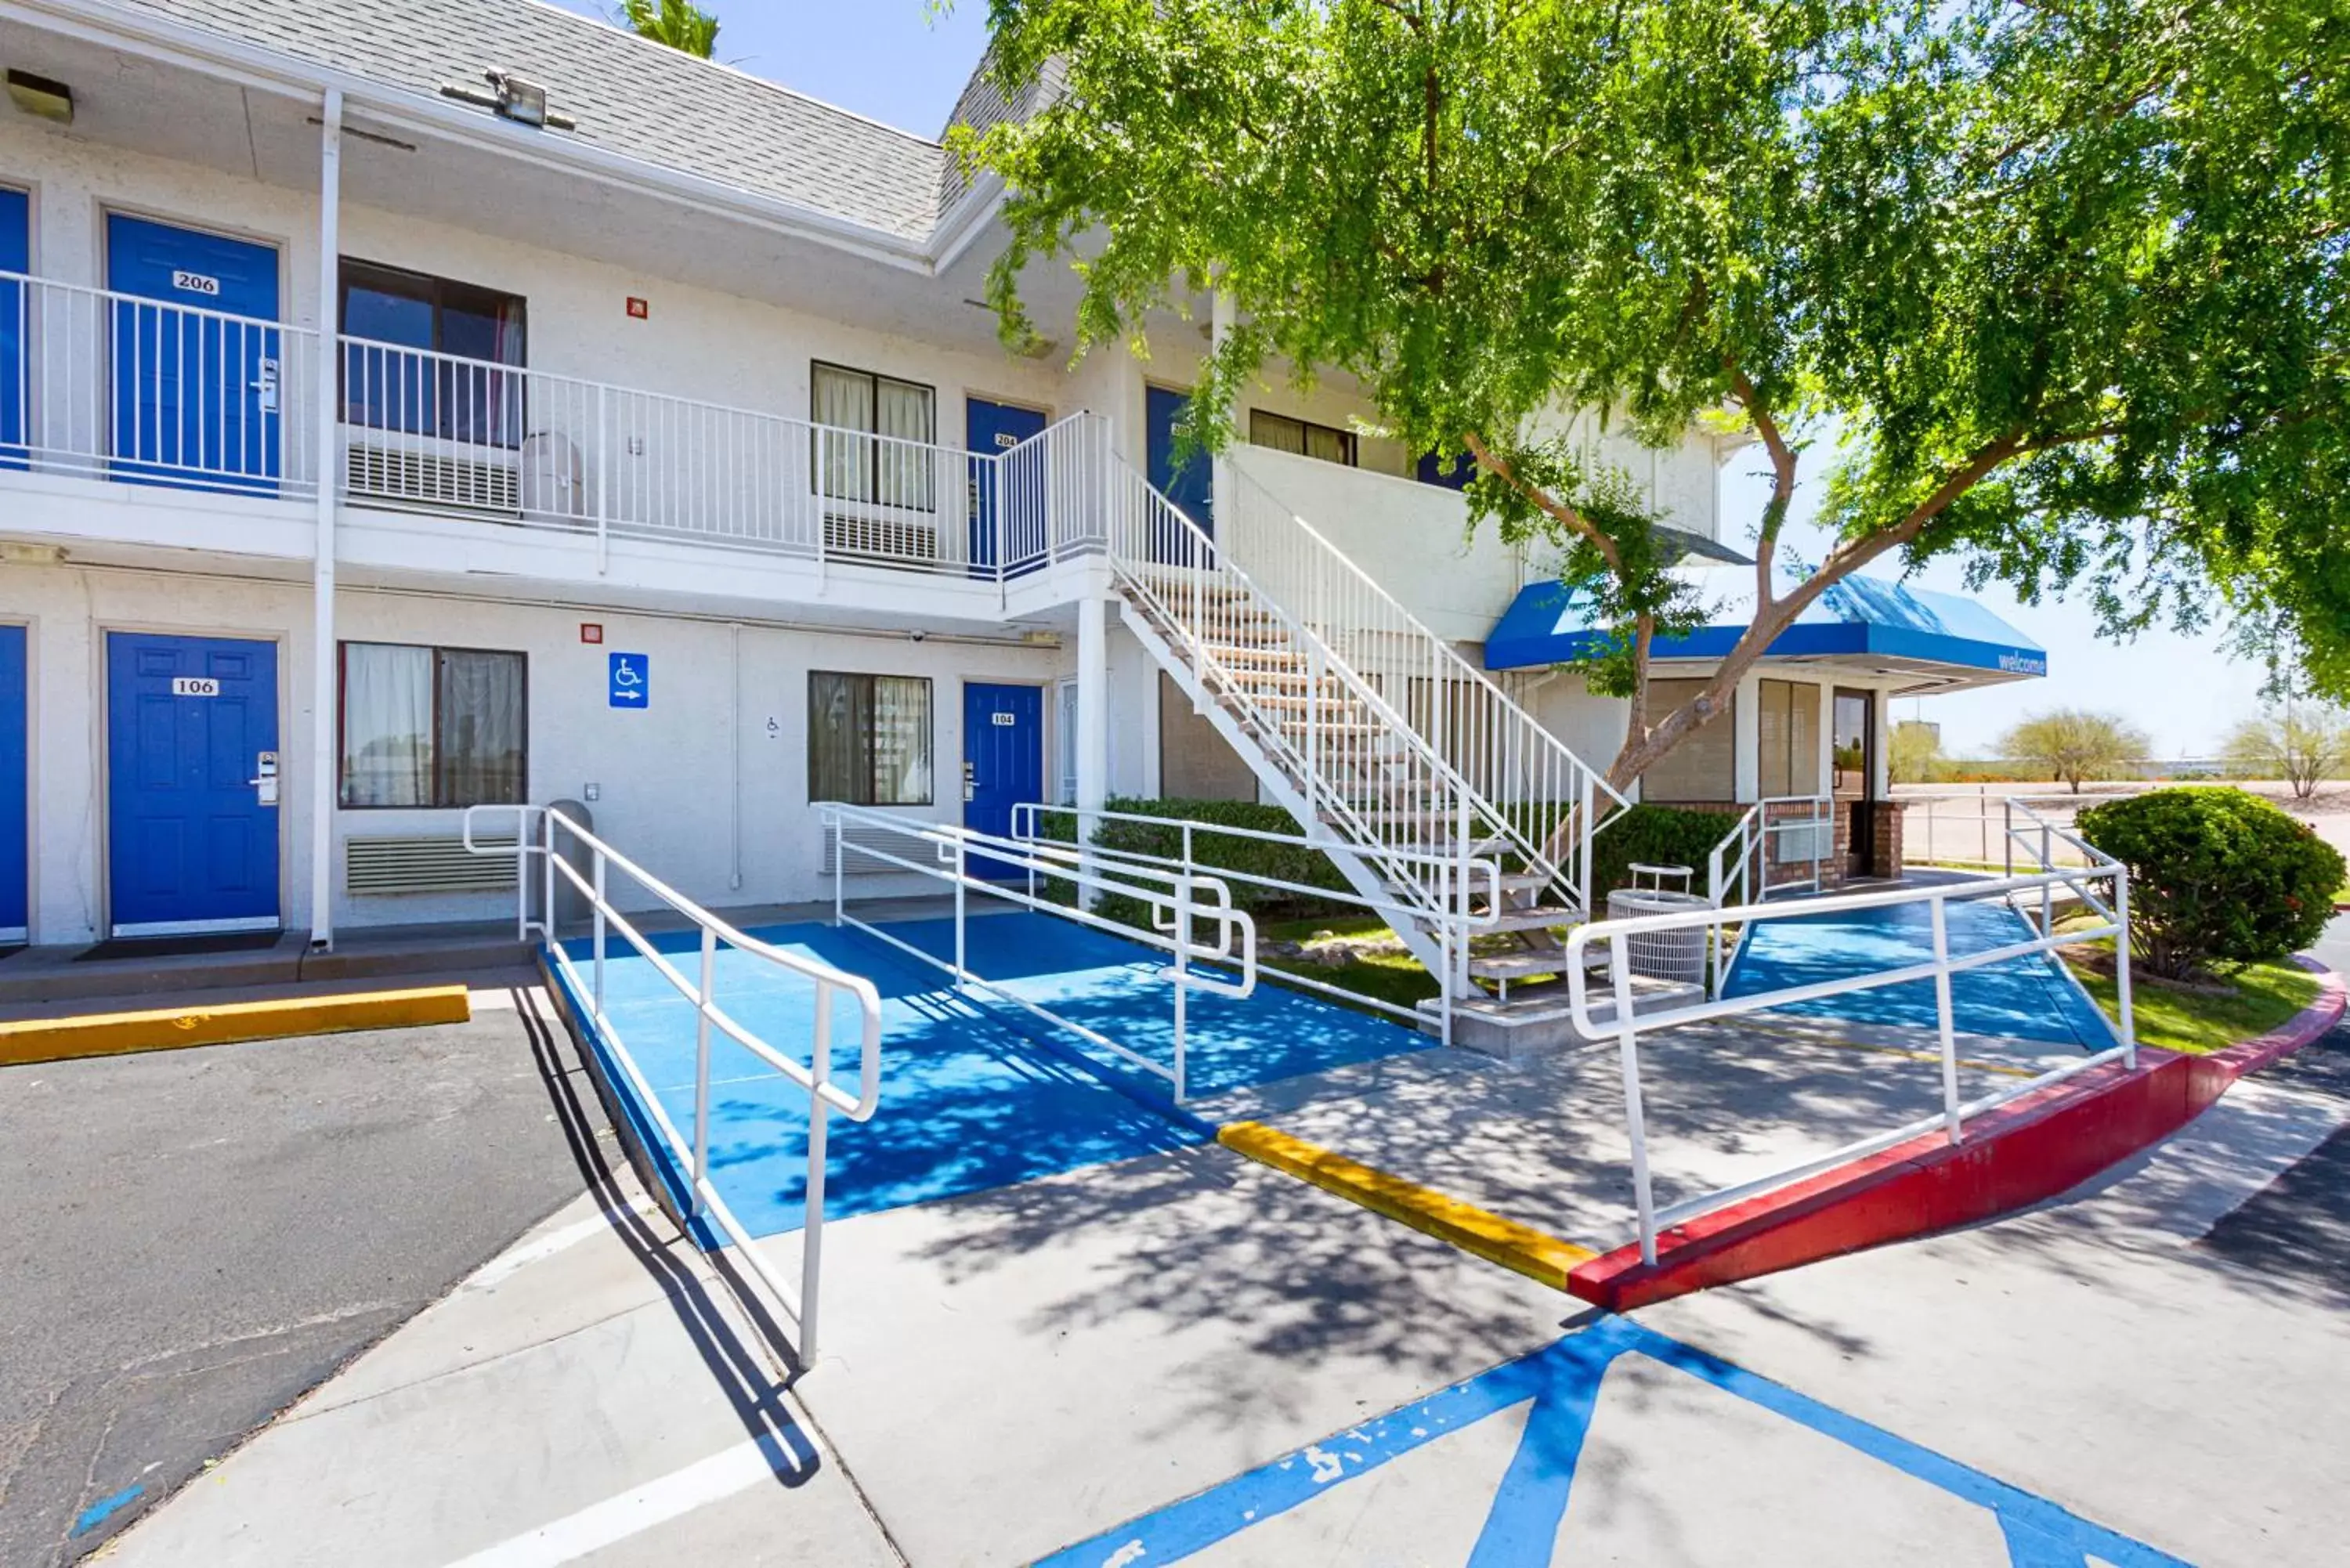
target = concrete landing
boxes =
[1204,1012,2077,1266]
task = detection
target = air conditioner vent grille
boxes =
[348,443,521,512]
[347,834,518,895]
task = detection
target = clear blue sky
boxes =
[552,2,2269,758]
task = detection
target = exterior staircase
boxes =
[1091,429,1629,1017]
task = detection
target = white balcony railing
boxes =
[1,271,322,497]
[0,270,1101,579]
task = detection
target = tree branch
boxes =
[1462,429,1622,570]
[1724,356,1796,611]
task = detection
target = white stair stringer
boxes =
[1114,600,1455,977]
[1095,446,1630,998]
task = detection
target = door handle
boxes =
[251,357,280,414]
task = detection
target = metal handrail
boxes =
[1099,443,1607,942]
[1009,800,1503,1028]
[1705,793,1835,998]
[464,804,883,1363]
[1,268,324,496]
[1224,457,1630,888]
[1563,865,2137,1266]
[822,803,1255,1104]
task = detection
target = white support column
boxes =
[1076,588,1110,907]
[307,89,342,952]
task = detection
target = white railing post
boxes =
[801,992,832,1364]
[953,838,967,992]
[691,925,716,1222]
[1612,940,1658,1267]
[1172,871,1191,1104]
[1929,895,1961,1143]
[2115,866,2137,1069]
[593,852,607,1015]
[543,810,559,945]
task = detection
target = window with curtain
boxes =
[340,260,527,448]
[1636,677,1736,803]
[808,672,933,805]
[1249,409,1358,467]
[339,642,526,807]
[812,362,936,510]
[1758,680,1822,798]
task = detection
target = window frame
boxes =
[336,639,530,811]
[805,670,936,807]
[338,258,529,449]
[810,359,938,511]
[1248,408,1358,468]
[1757,678,1822,800]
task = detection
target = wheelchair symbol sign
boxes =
[608,652,649,709]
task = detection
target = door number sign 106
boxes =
[172,677,221,697]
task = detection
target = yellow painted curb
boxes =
[0,985,474,1068]
[1218,1121,1595,1291]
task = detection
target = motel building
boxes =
[0,0,2050,1003]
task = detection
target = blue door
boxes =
[963,683,1043,881]
[106,633,280,934]
[1145,385,1213,565]
[0,625,25,943]
[967,396,1049,576]
[106,215,282,494]
[1,186,27,471]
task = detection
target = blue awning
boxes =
[1484,566,2048,689]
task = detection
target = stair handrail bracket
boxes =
[1563,865,2136,1268]
[461,802,884,1366]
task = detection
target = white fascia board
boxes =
[1,0,1003,277]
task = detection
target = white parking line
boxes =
[436,1433,801,1568]
[460,1194,657,1293]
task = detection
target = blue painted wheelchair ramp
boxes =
[554,913,1427,1242]
[1721,893,2115,1049]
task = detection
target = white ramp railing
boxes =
[465,804,882,1364]
[1565,866,2136,1266]
[1705,793,1835,997]
[822,802,1254,1104]
[1011,800,1502,1039]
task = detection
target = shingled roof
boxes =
[119,0,960,241]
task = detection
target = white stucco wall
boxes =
[0,561,1085,942]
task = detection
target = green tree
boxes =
[619,0,718,58]
[1997,710,2149,793]
[956,0,2350,793]
[1889,721,1946,786]
[2222,704,2350,800]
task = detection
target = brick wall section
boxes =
[1642,799,1908,888]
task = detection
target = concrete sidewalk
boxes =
[1202,1010,2084,1259]
[94,1044,2350,1567]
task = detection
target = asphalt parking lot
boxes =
[0,975,608,1566]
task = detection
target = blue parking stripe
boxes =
[1033,1316,2194,1567]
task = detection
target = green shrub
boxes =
[1590,804,1739,896]
[2075,787,2344,979]
[1030,797,1357,928]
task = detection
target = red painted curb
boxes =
[1567,958,2346,1313]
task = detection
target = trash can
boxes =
[1604,886,1712,985]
